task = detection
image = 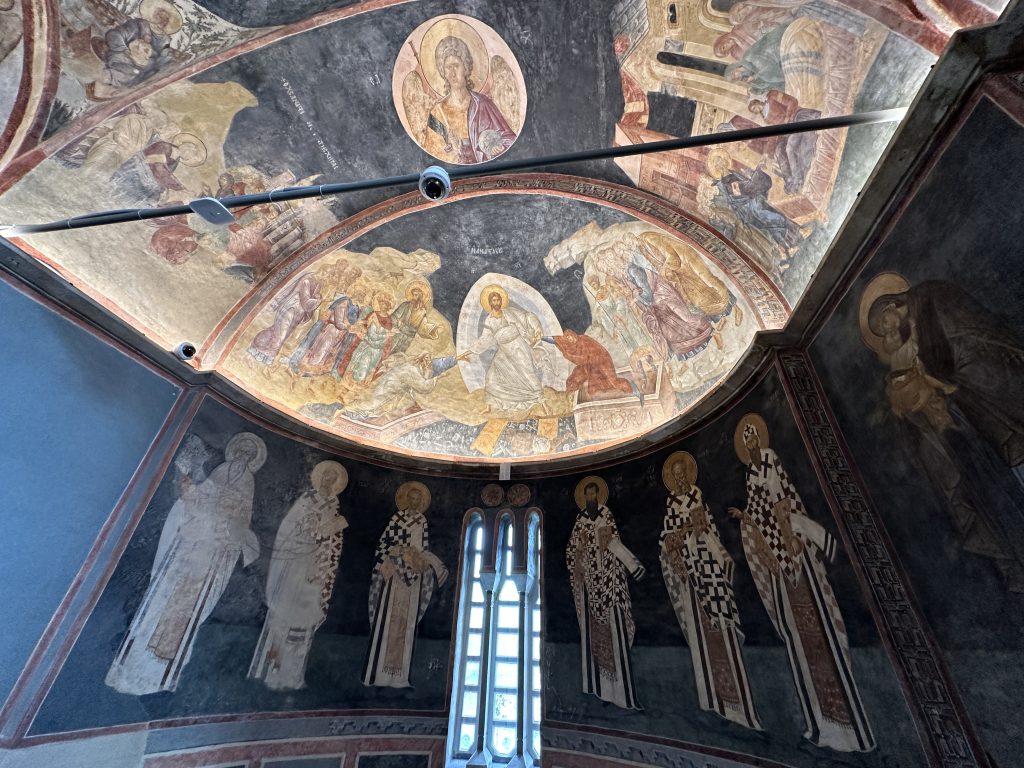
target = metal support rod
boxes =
[1,108,906,236]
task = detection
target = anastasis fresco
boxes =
[218,216,766,461]
[0,0,1005,463]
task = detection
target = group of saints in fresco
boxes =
[106,411,874,754]
[237,222,750,458]
[106,432,449,694]
[568,413,873,753]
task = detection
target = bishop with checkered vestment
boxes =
[659,452,762,730]
[729,415,874,752]
[566,476,646,709]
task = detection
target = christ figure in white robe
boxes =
[106,432,266,695]
[566,479,646,709]
[660,452,761,730]
[728,417,875,752]
[363,482,448,688]
[249,460,349,690]
[469,287,548,414]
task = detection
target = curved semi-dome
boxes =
[0,0,1000,466]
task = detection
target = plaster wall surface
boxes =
[0,278,180,703]
[810,94,1024,767]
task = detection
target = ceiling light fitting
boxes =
[0,108,906,237]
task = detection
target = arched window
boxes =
[525,512,542,761]
[448,513,543,765]
[450,516,486,758]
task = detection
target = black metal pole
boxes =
[1,108,905,236]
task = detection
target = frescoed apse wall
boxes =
[2,340,924,768]
[3,2,1024,768]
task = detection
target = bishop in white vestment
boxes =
[660,452,761,730]
[249,461,349,690]
[106,433,266,695]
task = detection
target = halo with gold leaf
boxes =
[402,277,433,303]
[311,460,348,495]
[858,271,911,357]
[733,413,769,465]
[479,283,508,312]
[140,0,183,35]
[662,451,697,491]
[396,480,431,512]
[574,475,609,510]
[420,17,490,94]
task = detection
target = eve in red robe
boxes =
[553,331,632,397]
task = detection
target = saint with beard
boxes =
[728,415,874,752]
[106,433,266,695]
[660,452,761,730]
[860,273,1024,591]
[566,476,646,709]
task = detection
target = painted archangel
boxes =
[566,476,646,709]
[394,15,526,165]
[249,460,350,690]
[660,451,761,730]
[728,414,874,752]
[363,481,449,688]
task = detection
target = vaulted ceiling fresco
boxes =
[0,0,1005,463]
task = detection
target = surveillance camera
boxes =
[174,341,197,362]
[418,166,451,201]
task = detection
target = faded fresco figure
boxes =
[249,461,349,690]
[111,132,207,204]
[697,152,782,280]
[566,476,646,709]
[727,415,874,752]
[249,272,323,365]
[350,351,471,418]
[290,262,363,374]
[466,285,548,414]
[344,292,395,384]
[638,232,744,348]
[363,482,448,688]
[584,273,657,369]
[860,273,1024,591]
[713,158,804,261]
[660,452,762,730]
[100,13,176,90]
[626,260,713,361]
[106,432,266,695]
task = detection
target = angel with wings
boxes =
[400,17,523,165]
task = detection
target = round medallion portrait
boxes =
[393,14,526,165]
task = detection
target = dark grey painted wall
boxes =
[810,98,1024,767]
[32,397,469,733]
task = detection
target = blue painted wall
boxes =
[0,278,180,703]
